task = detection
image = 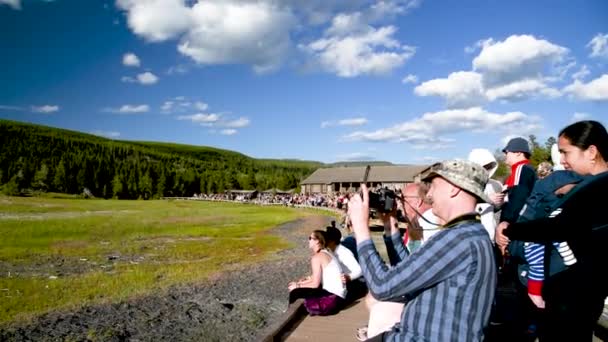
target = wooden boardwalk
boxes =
[281,299,368,342]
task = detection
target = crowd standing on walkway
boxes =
[284,120,607,341]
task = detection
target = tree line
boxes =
[0,120,321,199]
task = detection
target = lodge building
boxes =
[300,165,431,195]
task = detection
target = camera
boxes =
[368,187,398,213]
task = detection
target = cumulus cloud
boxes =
[0,0,20,10]
[343,107,541,149]
[105,104,150,113]
[92,130,121,138]
[178,1,294,73]
[321,117,369,128]
[122,72,159,85]
[485,79,561,101]
[301,16,416,77]
[137,72,159,85]
[116,0,192,42]
[587,33,608,59]
[415,35,570,107]
[563,74,608,101]
[117,0,421,75]
[31,105,59,113]
[402,74,418,84]
[415,71,485,108]
[473,34,569,86]
[122,52,141,67]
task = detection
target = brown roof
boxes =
[301,165,431,185]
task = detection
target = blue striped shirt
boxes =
[358,215,496,341]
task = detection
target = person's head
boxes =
[468,148,498,178]
[401,182,432,221]
[558,120,608,176]
[502,137,531,166]
[325,226,341,250]
[536,161,553,179]
[308,230,327,252]
[422,160,490,222]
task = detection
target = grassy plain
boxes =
[0,196,309,324]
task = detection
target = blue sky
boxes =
[1,0,607,164]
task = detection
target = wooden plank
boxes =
[283,299,368,342]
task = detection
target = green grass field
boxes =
[0,196,310,324]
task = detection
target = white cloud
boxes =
[222,117,250,128]
[161,101,174,113]
[194,101,208,111]
[137,72,159,85]
[0,105,25,111]
[401,74,418,84]
[31,105,59,113]
[414,71,485,108]
[166,64,189,75]
[321,117,368,128]
[587,33,608,59]
[92,130,121,138]
[572,65,590,80]
[178,1,295,74]
[177,113,221,124]
[485,79,561,101]
[301,21,416,77]
[122,52,141,67]
[105,104,150,113]
[414,35,572,107]
[339,117,368,126]
[116,0,192,42]
[343,107,541,149]
[464,38,494,54]
[563,74,608,101]
[220,129,237,135]
[473,34,569,87]
[572,112,591,122]
[0,0,20,10]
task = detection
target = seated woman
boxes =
[288,230,347,315]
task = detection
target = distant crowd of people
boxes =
[285,120,608,342]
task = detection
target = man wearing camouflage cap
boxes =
[348,159,496,341]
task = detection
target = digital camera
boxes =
[368,187,398,213]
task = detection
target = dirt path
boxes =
[0,214,334,342]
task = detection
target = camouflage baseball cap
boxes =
[422,159,491,203]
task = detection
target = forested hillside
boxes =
[0,120,323,199]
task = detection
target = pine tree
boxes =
[53,159,66,192]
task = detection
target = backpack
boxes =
[507,170,586,286]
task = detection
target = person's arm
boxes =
[337,245,362,280]
[357,230,470,302]
[381,213,408,265]
[501,165,536,223]
[295,254,323,289]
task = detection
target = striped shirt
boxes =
[358,214,496,341]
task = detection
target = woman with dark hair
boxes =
[502,120,608,341]
[287,230,346,315]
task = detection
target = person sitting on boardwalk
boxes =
[325,226,367,303]
[348,160,497,341]
[288,230,347,315]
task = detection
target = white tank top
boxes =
[320,249,347,298]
